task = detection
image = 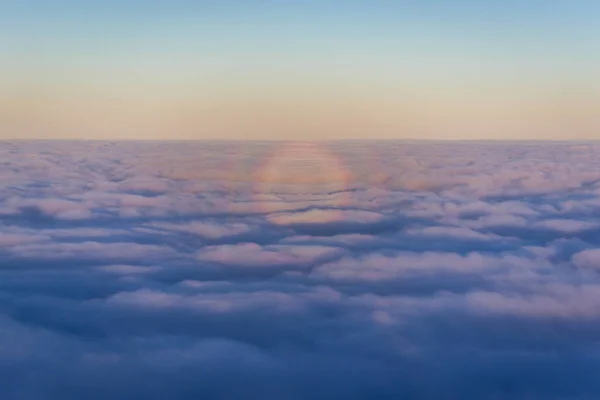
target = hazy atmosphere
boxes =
[1,0,599,140]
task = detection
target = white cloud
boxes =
[3,141,600,399]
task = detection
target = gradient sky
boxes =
[1,0,599,140]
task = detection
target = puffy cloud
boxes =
[311,251,491,282]
[147,221,252,239]
[572,249,600,270]
[96,265,162,275]
[268,209,384,225]
[465,284,600,319]
[197,243,340,267]
[0,232,50,247]
[3,141,600,399]
[9,241,176,261]
[405,225,499,241]
[535,219,598,233]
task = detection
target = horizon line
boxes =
[1,138,598,143]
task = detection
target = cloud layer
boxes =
[2,140,600,399]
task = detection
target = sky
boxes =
[1,0,599,140]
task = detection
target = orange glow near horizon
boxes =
[1,78,599,141]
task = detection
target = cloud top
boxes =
[2,140,600,399]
